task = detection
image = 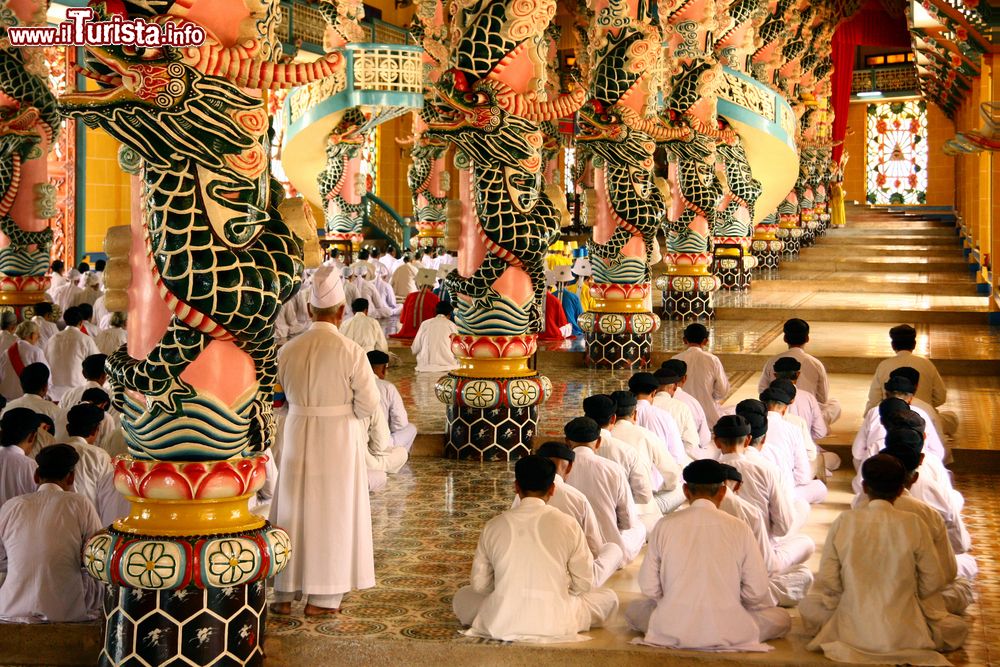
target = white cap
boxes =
[571,257,593,277]
[552,265,574,283]
[416,268,437,288]
[310,265,346,309]
[84,272,102,288]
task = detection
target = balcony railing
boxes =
[278,1,416,51]
[852,65,919,95]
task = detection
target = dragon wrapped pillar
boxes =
[429,0,583,458]
[0,0,57,316]
[401,108,449,250]
[575,0,663,367]
[59,0,342,663]
[319,109,367,252]
[654,0,724,319]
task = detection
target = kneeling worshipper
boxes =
[853,375,947,471]
[30,303,58,347]
[1,363,60,426]
[628,373,686,458]
[412,301,459,373]
[453,455,619,642]
[94,312,127,357]
[773,356,826,440]
[769,378,839,481]
[272,266,381,617]
[57,403,129,525]
[801,454,967,665]
[520,442,623,587]
[538,272,573,341]
[0,444,103,623]
[660,359,712,452]
[364,401,408,494]
[0,321,47,401]
[855,436,973,615]
[340,298,389,353]
[564,417,645,564]
[671,323,729,427]
[550,265,584,336]
[367,351,417,451]
[625,459,791,652]
[609,389,687,470]
[652,366,704,460]
[352,264,392,320]
[391,268,440,339]
[760,384,827,505]
[885,367,951,461]
[713,417,815,607]
[390,254,417,300]
[0,409,40,507]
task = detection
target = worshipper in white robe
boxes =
[364,403,408,493]
[94,312,127,357]
[30,303,59,347]
[412,301,459,373]
[726,400,809,539]
[0,444,103,623]
[563,417,645,564]
[758,318,840,425]
[625,459,791,652]
[44,307,99,403]
[340,298,388,353]
[0,311,16,352]
[671,323,729,427]
[854,438,973,615]
[453,454,619,642]
[373,272,401,317]
[607,390,685,516]
[713,417,815,607]
[75,275,102,309]
[760,384,827,504]
[662,359,712,450]
[524,442,624,587]
[91,293,111,330]
[46,261,68,297]
[865,324,954,435]
[341,268,361,316]
[652,366,708,460]
[366,351,417,451]
[1,364,60,426]
[581,395,652,507]
[379,246,402,276]
[801,454,967,664]
[390,255,418,300]
[773,356,827,440]
[49,279,85,315]
[271,266,381,616]
[274,288,310,345]
[62,388,126,459]
[56,354,111,417]
[0,321,48,402]
[627,373,687,464]
[0,409,40,508]
[852,379,947,473]
[55,403,129,526]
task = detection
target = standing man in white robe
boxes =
[0,444,103,622]
[801,454,967,664]
[625,459,791,651]
[671,323,729,427]
[272,266,381,616]
[758,318,840,426]
[366,351,417,451]
[453,455,618,641]
[339,299,388,353]
[44,307,99,403]
[412,302,459,373]
[0,321,48,402]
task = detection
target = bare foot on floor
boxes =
[304,604,340,617]
[269,602,292,615]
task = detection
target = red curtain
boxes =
[831,0,912,161]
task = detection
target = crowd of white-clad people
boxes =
[0,251,979,666]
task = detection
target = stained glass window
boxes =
[865,100,928,205]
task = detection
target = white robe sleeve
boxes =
[350,355,380,421]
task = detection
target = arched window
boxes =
[865,100,928,205]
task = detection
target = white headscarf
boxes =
[310,266,346,308]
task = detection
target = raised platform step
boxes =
[762,268,979,286]
[750,277,979,296]
[826,226,956,237]
[784,259,969,273]
[713,305,986,324]
[797,246,964,259]
[823,234,958,246]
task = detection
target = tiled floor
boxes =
[265,460,999,667]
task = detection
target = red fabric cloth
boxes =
[538,291,571,340]
[6,343,23,377]
[390,288,440,339]
[831,0,911,162]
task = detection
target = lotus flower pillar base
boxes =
[435,335,551,461]
[83,455,290,666]
[713,239,757,291]
[655,267,720,321]
[577,283,661,370]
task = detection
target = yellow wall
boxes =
[842,99,955,208]
[82,127,131,256]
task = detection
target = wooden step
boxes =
[713,305,987,324]
[785,259,969,273]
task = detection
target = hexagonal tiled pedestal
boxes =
[444,405,535,461]
[584,332,652,369]
[777,228,802,258]
[99,581,267,666]
[662,289,714,320]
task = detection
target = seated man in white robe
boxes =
[671,323,729,427]
[523,442,623,586]
[364,404,408,493]
[627,373,687,465]
[1,363,60,426]
[0,444,103,622]
[453,455,618,641]
[0,321,48,402]
[758,318,840,425]
[55,403,129,525]
[57,354,110,416]
[94,312,128,357]
[661,359,712,451]
[886,366,952,462]
[760,384,827,505]
[713,416,815,607]
[0,312,16,352]
[801,454,967,664]
[367,351,417,451]
[411,301,459,373]
[772,358,841,476]
[563,417,645,564]
[340,299,388,353]
[652,366,710,460]
[0,409,40,508]
[625,459,791,651]
[73,388,126,458]
[30,303,59,347]
[581,394,653,510]
[44,306,99,403]
[352,265,392,320]
[390,255,417,300]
